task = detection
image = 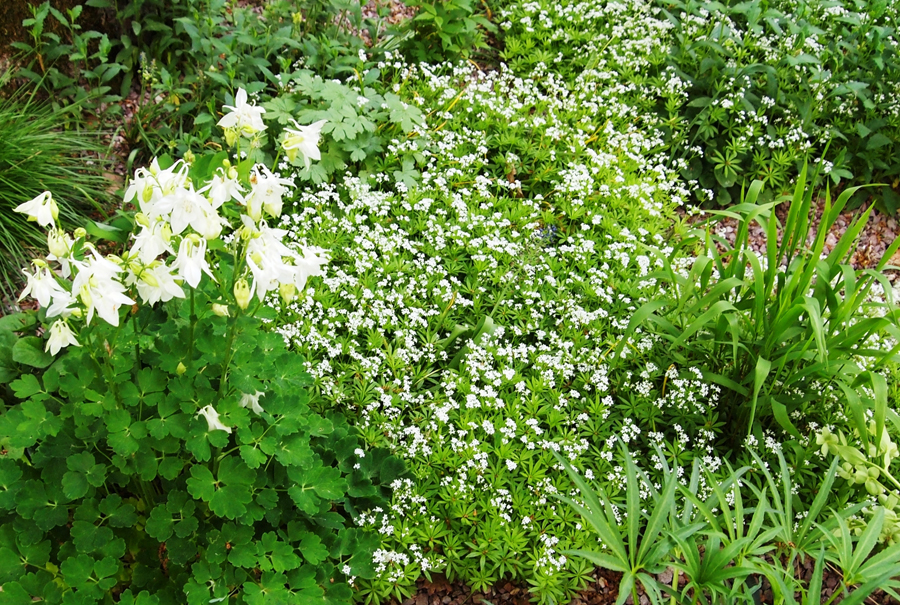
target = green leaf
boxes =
[71,521,114,554]
[209,485,252,519]
[61,553,95,588]
[10,375,42,399]
[310,466,347,500]
[240,445,267,469]
[145,505,175,541]
[62,471,90,499]
[866,133,891,150]
[186,465,216,502]
[100,495,137,527]
[298,532,328,565]
[261,532,301,572]
[84,220,128,243]
[158,457,184,480]
[287,485,320,515]
[0,461,24,510]
[12,337,54,368]
[218,456,256,486]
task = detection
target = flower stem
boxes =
[187,288,196,367]
[216,313,240,404]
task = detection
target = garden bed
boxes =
[1,0,900,604]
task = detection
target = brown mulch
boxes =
[682,193,900,275]
[393,563,900,605]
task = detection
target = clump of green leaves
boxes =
[0,134,404,603]
[264,69,427,184]
[557,447,900,604]
[619,167,900,447]
[0,299,398,603]
[654,0,900,209]
[11,1,124,121]
[400,0,496,62]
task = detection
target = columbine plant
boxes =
[0,90,404,604]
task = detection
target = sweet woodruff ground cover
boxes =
[259,2,900,601]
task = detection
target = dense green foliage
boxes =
[0,306,393,604]
[496,0,900,209]
[0,144,405,604]
[4,0,900,602]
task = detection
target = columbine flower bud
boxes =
[176,362,187,375]
[49,197,59,222]
[211,303,230,317]
[79,284,93,309]
[240,225,258,241]
[140,269,160,288]
[74,227,87,239]
[48,229,70,258]
[227,166,239,180]
[184,149,196,165]
[866,478,884,496]
[279,282,296,304]
[135,212,151,228]
[234,279,252,310]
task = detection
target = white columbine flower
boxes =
[291,247,329,291]
[217,88,266,140]
[130,218,174,264]
[19,262,66,308]
[197,405,232,433]
[156,186,222,238]
[125,159,190,218]
[243,217,295,301]
[47,228,76,277]
[128,262,185,306]
[240,391,265,415]
[46,290,80,319]
[71,252,135,326]
[245,165,293,221]
[45,319,80,355]
[282,119,327,169]
[14,191,58,228]
[171,235,214,288]
[47,228,72,259]
[201,167,245,209]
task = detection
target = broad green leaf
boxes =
[12,337,54,368]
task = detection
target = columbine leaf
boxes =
[186,465,216,502]
[10,375,42,399]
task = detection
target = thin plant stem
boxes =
[187,287,196,366]
[216,313,240,405]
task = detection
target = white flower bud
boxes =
[234,278,252,310]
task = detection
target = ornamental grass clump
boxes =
[0,90,404,605]
[619,165,900,448]
[0,80,112,303]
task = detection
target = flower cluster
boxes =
[15,90,328,365]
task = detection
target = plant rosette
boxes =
[0,89,406,605]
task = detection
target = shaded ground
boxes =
[394,565,900,605]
